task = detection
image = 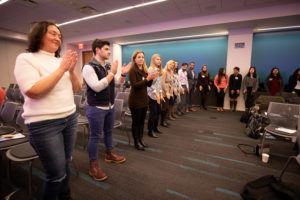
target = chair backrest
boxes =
[115,92,129,109]
[124,87,131,93]
[114,88,122,98]
[73,95,82,113]
[9,83,15,89]
[115,92,125,100]
[0,101,19,126]
[114,99,123,121]
[16,107,28,133]
[12,88,24,103]
[6,87,14,101]
[267,102,300,130]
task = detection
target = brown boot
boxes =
[89,159,107,181]
[105,148,126,164]
[168,108,175,120]
[171,106,177,118]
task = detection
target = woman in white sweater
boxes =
[14,21,81,200]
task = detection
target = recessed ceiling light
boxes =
[256,25,300,32]
[57,0,167,27]
[118,32,228,45]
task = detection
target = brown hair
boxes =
[92,39,110,55]
[131,50,148,73]
[27,21,62,57]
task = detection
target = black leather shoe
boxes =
[161,121,168,127]
[135,143,145,151]
[139,139,149,147]
[148,132,158,138]
[153,129,163,134]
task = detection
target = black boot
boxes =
[153,129,163,134]
[230,100,234,111]
[132,126,144,151]
[160,111,168,127]
[148,130,158,138]
[139,126,149,147]
[153,115,163,133]
[233,101,237,112]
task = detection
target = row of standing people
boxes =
[12,20,299,199]
[14,22,135,199]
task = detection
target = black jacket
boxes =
[229,74,242,90]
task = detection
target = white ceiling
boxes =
[0,0,300,43]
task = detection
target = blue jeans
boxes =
[86,105,114,160]
[27,112,78,200]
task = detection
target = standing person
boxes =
[167,60,177,121]
[196,65,211,110]
[187,62,197,112]
[214,68,229,111]
[14,21,82,200]
[242,66,259,109]
[128,50,158,151]
[161,60,175,127]
[264,67,284,96]
[147,54,163,138]
[229,67,242,111]
[82,39,131,181]
[288,68,300,96]
[176,63,189,115]
[172,60,181,117]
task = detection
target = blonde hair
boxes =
[150,54,163,76]
[131,50,148,73]
[164,60,175,73]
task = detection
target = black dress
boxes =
[229,74,242,98]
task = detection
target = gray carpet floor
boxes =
[2,108,300,200]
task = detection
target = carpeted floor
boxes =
[2,107,300,200]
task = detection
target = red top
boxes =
[0,87,6,107]
[214,75,229,88]
[269,78,281,96]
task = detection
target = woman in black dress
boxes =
[196,65,211,110]
[229,67,242,111]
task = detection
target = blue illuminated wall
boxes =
[122,36,228,78]
[251,30,300,84]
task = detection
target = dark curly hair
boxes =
[247,66,257,78]
[27,21,62,57]
[268,67,281,79]
[92,39,110,55]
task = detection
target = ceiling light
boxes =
[118,32,228,45]
[0,0,10,5]
[256,25,300,32]
[57,0,167,27]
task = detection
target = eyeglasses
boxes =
[47,31,62,40]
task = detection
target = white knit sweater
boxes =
[14,50,75,124]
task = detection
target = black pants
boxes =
[130,107,147,145]
[148,97,160,132]
[187,85,195,109]
[295,89,300,97]
[245,87,255,109]
[200,86,208,107]
[216,88,225,107]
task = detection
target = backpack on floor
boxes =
[241,175,300,200]
[244,112,269,139]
